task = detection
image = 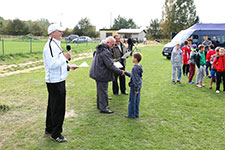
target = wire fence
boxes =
[0,38,100,56]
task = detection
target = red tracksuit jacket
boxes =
[206,50,216,62]
[213,55,225,72]
[182,46,191,65]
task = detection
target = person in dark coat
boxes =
[128,37,134,52]
[111,34,128,96]
[212,36,220,48]
[89,37,125,114]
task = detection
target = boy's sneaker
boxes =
[172,81,176,84]
[216,90,220,94]
[197,84,202,88]
[209,87,212,90]
[188,82,195,84]
[177,81,181,84]
[200,83,205,87]
[51,135,67,143]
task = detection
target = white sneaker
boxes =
[196,84,202,88]
[216,90,220,94]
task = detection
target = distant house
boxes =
[117,29,147,42]
[99,29,118,40]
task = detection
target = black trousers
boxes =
[96,81,108,111]
[46,81,66,139]
[112,67,126,94]
[183,64,189,75]
[206,61,211,76]
[216,72,225,91]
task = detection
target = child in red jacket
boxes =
[213,48,225,93]
[182,40,191,76]
[206,44,216,77]
[209,47,220,89]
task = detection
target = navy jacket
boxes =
[89,43,122,82]
[125,65,143,91]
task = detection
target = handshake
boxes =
[121,70,126,76]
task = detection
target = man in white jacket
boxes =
[43,24,77,143]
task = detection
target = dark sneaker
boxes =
[122,92,128,95]
[45,130,51,135]
[177,81,181,84]
[172,81,176,84]
[51,135,67,143]
[125,115,135,119]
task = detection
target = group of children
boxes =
[171,38,225,93]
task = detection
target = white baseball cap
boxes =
[48,24,65,35]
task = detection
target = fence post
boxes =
[30,38,32,53]
[2,39,4,55]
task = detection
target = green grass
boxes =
[0,46,225,150]
[0,39,98,65]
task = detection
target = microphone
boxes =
[66,45,71,61]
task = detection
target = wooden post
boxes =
[30,38,32,53]
[2,39,4,55]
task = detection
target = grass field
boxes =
[0,39,98,65]
[0,45,225,150]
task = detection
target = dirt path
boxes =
[0,52,92,78]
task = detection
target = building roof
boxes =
[99,29,118,31]
[117,29,146,34]
[189,23,225,30]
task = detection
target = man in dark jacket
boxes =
[111,34,128,96]
[89,37,125,114]
[128,37,134,52]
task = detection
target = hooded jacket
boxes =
[89,43,122,82]
[171,47,183,66]
[125,65,143,91]
[213,55,225,72]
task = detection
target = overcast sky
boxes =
[0,0,225,30]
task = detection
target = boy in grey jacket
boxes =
[171,43,183,84]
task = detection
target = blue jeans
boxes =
[128,87,141,118]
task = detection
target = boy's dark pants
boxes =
[46,81,66,139]
[206,61,211,76]
[113,67,126,94]
[128,87,141,118]
[183,64,189,75]
[188,63,195,82]
[216,72,225,91]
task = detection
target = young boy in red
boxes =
[209,47,220,89]
[213,48,225,93]
[206,44,216,77]
[182,40,191,76]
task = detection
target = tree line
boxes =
[0,0,198,39]
[147,0,199,39]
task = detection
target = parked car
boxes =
[65,34,79,42]
[73,36,92,43]
[162,23,225,59]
